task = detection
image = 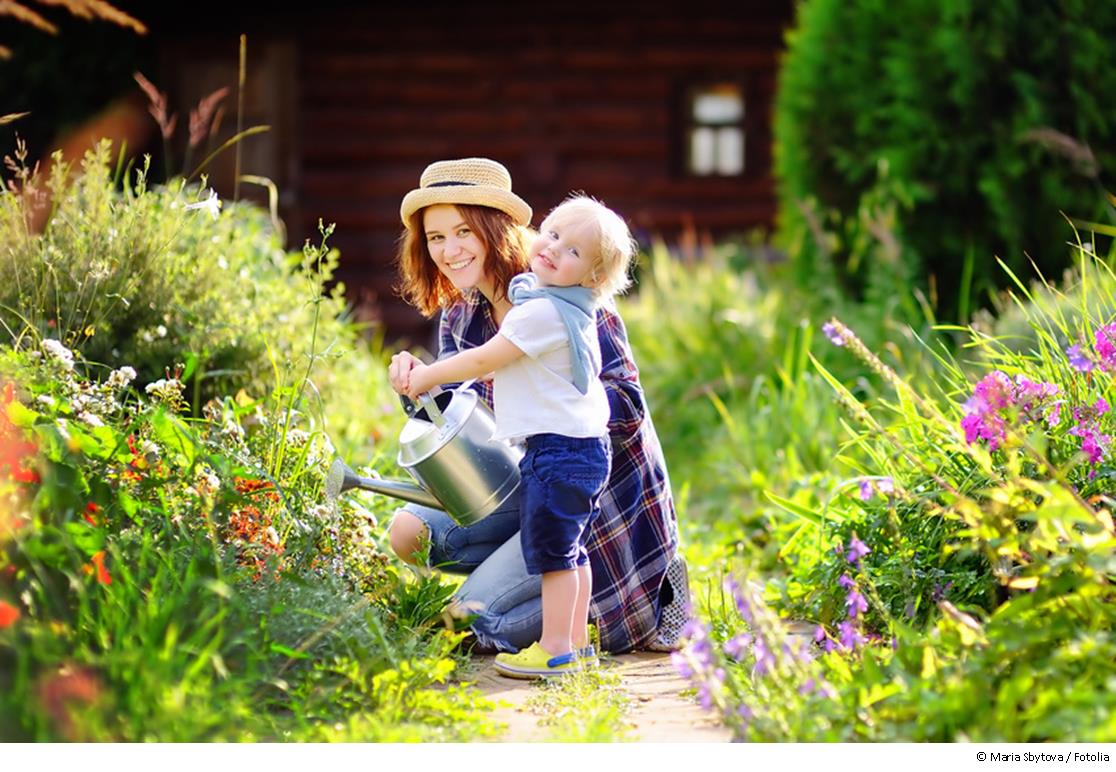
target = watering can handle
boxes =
[399,378,478,419]
[399,391,448,428]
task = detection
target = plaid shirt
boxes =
[439,293,679,652]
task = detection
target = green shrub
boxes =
[0,140,399,457]
[774,0,1116,320]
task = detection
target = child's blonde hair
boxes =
[543,194,635,299]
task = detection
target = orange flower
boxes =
[0,599,20,628]
[1,381,41,485]
[83,551,111,586]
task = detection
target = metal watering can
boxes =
[325,385,523,525]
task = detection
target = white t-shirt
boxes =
[493,297,609,443]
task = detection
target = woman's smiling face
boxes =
[423,204,490,293]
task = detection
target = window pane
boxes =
[690,127,715,175]
[716,127,744,175]
[692,86,743,125]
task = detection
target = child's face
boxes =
[529,213,599,289]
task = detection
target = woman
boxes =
[388,157,681,654]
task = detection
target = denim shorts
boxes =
[519,433,610,576]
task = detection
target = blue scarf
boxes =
[507,272,599,395]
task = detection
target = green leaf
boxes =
[6,399,39,429]
[764,490,839,525]
[150,410,197,467]
[270,643,311,660]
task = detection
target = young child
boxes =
[402,195,634,678]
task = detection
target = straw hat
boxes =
[400,158,532,227]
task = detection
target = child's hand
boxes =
[388,351,421,395]
[404,363,437,400]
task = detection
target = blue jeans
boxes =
[394,494,542,653]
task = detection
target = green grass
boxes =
[525,666,633,742]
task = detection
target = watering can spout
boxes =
[325,459,441,510]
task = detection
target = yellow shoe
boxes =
[493,642,580,680]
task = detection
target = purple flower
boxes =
[1012,376,1061,425]
[1095,324,1116,371]
[813,625,827,643]
[858,479,873,501]
[838,574,856,590]
[724,577,756,626]
[823,321,845,347]
[876,477,895,495]
[931,581,953,602]
[723,633,752,662]
[838,620,866,650]
[689,637,713,669]
[697,683,715,711]
[671,650,694,680]
[960,371,1061,450]
[1067,344,1095,373]
[1070,401,1112,466]
[1080,431,1109,465]
[752,638,776,677]
[681,618,708,642]
[845,588,868,619]
[846,535,870,565]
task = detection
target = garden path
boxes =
[463,651,732,742]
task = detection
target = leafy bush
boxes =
[774,0,1116,319]
[0,140,400,457]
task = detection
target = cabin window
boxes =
[686,84,745,176]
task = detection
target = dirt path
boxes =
[463,651,733,742]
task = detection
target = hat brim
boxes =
[400,185,532,228]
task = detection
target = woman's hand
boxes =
[388,351,422,395]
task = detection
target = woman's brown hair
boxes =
[397,204,530,317]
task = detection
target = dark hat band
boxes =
[428,181,476,188]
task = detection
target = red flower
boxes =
[83,502,101,526]
[0,600,20,628]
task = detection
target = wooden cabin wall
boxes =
[148,1,793,343]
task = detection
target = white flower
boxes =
[107,366,137,390]
[78,411,104,427]
[36,395,55,408]
[286,429,309,446]
[155,325,167,338]
[307,504,332,522]
[41,339,75,370]
[185,189,222,220]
